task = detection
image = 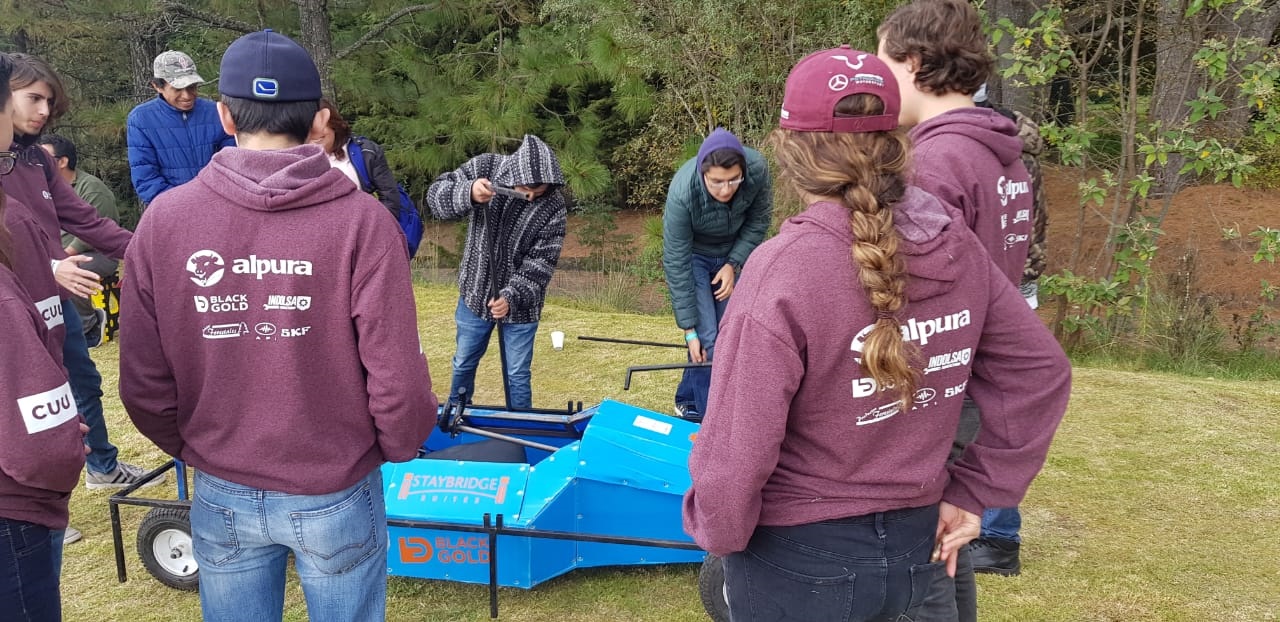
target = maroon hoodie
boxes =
[119,144,436,495]
[3,196,65,363]
[2,144,132,264]
[683,188,1071,556]
[909,108,1034,285]
[0,265,84,529]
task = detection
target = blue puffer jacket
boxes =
[127,97,234,205]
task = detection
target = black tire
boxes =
[698,554,730,622]
[137,507,199,591]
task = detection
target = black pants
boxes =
[69,252,118,339]
[723,505,950,622]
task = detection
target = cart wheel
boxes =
[698,554,730,622]
[137,507,199,591]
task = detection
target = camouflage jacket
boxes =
[1012,110,1048,285]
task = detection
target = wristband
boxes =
[684,331,698,342]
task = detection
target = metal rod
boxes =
[111,500,127,583]
[482,197,513,412]
[496,323,513,411]
[624,362,713,390]
[176,460,189,501]
[384,516,702,551]
[454,424,560,453]
[486,513,499,619]
[577,335,686,349]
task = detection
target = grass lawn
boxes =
[61,282,1279,621]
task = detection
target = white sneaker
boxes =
[86,307,107,348]
[62,527,83,545]
[85,461,166,490]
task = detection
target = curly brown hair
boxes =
[768,92,920,408]
[877,0,992,97]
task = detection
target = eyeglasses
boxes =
[0,151,16,176]
[705,176,744,190]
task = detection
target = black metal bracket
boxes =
[623,362,712,390]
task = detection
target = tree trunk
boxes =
[988,0,1040,113]
[1150,0,1208,197]
[1209,4,1280,138]
[295,0,336,100]
[124,14,178,104]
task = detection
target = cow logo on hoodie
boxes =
[187,250,226,288]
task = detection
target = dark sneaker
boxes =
[86,307,107,348]
[673,403,702,423]
[85,461,166,490]
[968,537,1021,576]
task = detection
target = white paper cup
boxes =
[550,331,565,350]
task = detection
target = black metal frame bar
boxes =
[576,335,686,349]
[392,513,701,619]
[108,462,704,619]
[623,362,712,390]
[108,460,187,583]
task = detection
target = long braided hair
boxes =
[769,92,919,407]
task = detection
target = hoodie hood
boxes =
[493,135,566,188]
[696,128,746,172]
[782,186,968,301]
[201,143,357,212]
[1012,110,1046,157]
[909,108,1023,167]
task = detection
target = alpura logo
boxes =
[186,250,226,288]
[996,175,1031,207]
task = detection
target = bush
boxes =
[1134,251,1225,362]
[608,107,686,213]
[574,201,635,272]
[1239,134,1280,189]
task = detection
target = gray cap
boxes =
[153,50,205,89]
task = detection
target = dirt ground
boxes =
[1037,166,1277,316]
[423,166,1278,321]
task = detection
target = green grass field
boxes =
[61,282,1280,621]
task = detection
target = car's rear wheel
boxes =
[137,507,199,591]
[698,554,730,622]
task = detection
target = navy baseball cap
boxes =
[219,29,322,102]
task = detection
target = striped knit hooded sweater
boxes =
[427,135,567,324]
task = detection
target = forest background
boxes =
[2,0,1279,366]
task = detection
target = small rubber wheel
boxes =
[698,553,730,622]
[137,507,199,591]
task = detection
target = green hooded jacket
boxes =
[662,147,772,330]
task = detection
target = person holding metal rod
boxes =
[662,128,772,422]
[427,135,566,410]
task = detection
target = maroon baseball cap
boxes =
[780,45,900,133]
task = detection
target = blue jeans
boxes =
[0,518,60,622]
[448,298,538,409]
[723,505,949,622]
[191,469,388,622]
[62,299,118,475]
[674,254,730,417]
[49,531,64,576]
[981,507,1022,543]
